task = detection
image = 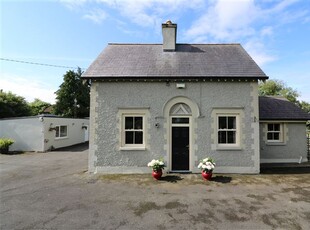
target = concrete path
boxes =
[1,147,309,229]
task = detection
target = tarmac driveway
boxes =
[0,145,309,230]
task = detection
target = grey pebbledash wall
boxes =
[89,80,260,174]
[260,122,308,163]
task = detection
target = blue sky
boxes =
[1,0,310,103]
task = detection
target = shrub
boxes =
[0,138,15,149]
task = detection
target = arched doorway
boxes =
[163,97,200,172]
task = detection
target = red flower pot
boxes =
[202,171,212,180]
[152,169,163,180]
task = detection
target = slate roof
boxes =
[83,44,268,79]
[259,96,310,121]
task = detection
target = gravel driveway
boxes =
[0,146,309,230]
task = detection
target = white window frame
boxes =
[119,109,148,150]
[266,123,283,143]
[212,108,243,150]
[217,115,238,145]
[55,125,68,139]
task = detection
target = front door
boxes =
[171,117,190,171]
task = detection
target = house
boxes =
[82,21,309,174]
[0,115,89,152]
[259,96,310,163]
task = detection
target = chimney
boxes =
[162,20,177,51]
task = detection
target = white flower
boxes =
[147,158,165,170]
[198,156,216,172]
[202,158,209,163]
[147,159,156,167]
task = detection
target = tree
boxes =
[54,68,90,118]
[258,79,300,104]
[29,98,51,116]
[259,79,310,114]
[0,90,31,118]
[299,101,310,113]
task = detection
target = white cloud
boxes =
[59,0,308,69]
[243,40,277,66]
[59,0,88,10]
[64,0,204,28]
[182,0,309,66]
[185,0,258,42]
[83,9,108,24]
[260,26,273,37]
[0,73,57,104]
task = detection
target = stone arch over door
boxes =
[162,96,200,118]
[163,97,200,172]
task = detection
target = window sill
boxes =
[266,142,286,146]
[55,137,68,140]
[120,146,146,151]
[216,146,242,151]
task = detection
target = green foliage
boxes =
[0,90,31,118]
[54,68,90,118]
[298,101,310,113]
[29,98,51,116]
[259,80,310,130]
[0,138,14,149]
[258,79,300,104]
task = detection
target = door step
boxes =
[169,171,192,174]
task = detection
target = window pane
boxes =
[134,117,143,129]
[228,117,236,129]
[219,117,227,129]
[267,133,273,140]
[218,131,226,143]
[274,124,280,131]
[268,124,273,131]
[125,131,134,144]
[172,118,189,124]
[125,117,133,129]
[274,133,280,140]
[60,126,67,137]
[55,126,60,137]
[227,131,236,143]
[134,131,143,144]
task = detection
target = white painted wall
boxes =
[42,117,89,151]
[0,117,89,152]
[0,117,44,151]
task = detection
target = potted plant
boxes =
[147,159,165,180]
[198,157,216,180]
[0,138,15,154]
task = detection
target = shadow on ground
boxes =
[260,162,310,174]
[261,167,310,174]
[211,175,232,183]
[53,142,89,152]
[160,175,183,183]
[1,151,25,155]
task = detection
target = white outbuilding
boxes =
[0,115,89,152]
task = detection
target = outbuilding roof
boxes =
[259,96,310,121]
[83,44,267,79]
